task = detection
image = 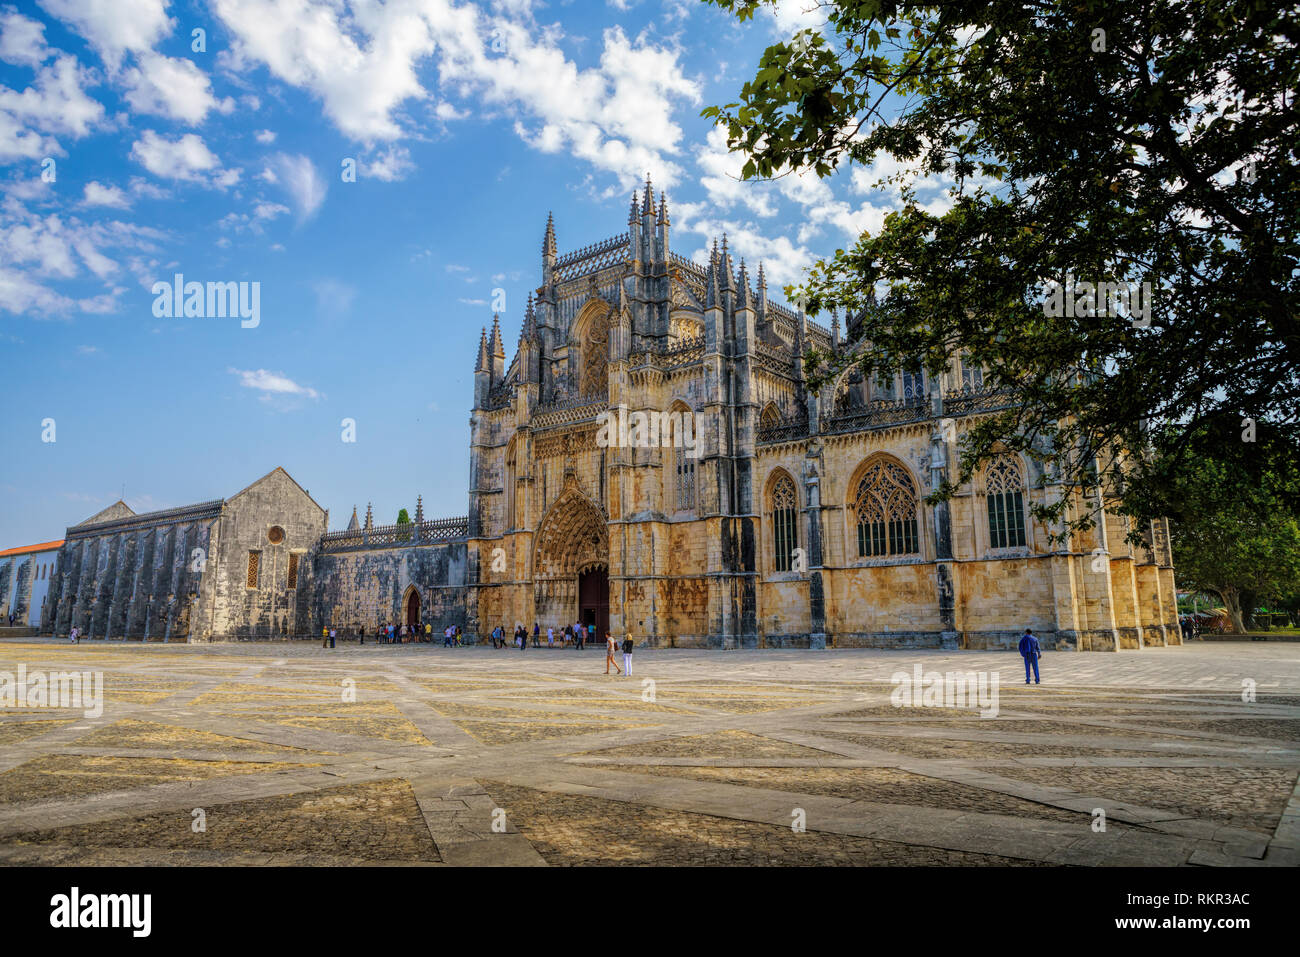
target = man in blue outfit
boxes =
[1018,628,1041,684]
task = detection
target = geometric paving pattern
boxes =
[0,640,1297,866]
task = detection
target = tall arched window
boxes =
[853,459,920,557]
[669,402,696,511]
[986,454,1026,548]
[579,306,610,397]
[901,361,925,404]
[770,473,798,571]
[505,437,518,529]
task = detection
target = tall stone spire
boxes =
[475,326,488,372]
[738,259,754,312]
[706,254,721,309]
[719,235,735,291]
[657,191,669,225]
[628,191,640,226]
[542,212,557,260]
[346,506,359,531]
[757,261,768,312]
[642,173,654,218]
[489,314,505,359]
[415,495,424,524]
[363,503,373,531]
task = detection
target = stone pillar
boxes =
[55,540,85,636]
[89,534,120,638]
[931,396,960,649]
[0,559,13,620]
[106,533,136,639]
[803,448,828,648]
[125,528,157,638]
[145,526,175,641]
[10,557,34,625]
[164,525,192,641]
[70,537,99,636]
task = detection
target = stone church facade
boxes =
[463,183,1179,651]
[30,187,1178,650]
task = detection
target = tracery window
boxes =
[853,459,920,557]
[901,362,925,404]
[961,359,984,390]
[668,403,697,512]
[770,474,798,571]
[986,455,1027,549]
[580,308,609,397]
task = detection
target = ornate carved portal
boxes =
[533,482,609,632]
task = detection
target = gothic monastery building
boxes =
[11,184,1179,650]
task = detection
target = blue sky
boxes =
[0,0,941,546]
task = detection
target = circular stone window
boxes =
[267,525,285,545]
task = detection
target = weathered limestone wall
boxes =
[311,542,468,638]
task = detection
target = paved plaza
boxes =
[0,639,1296,866]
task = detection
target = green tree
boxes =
[396,508,411,526]
[1154,450,1300,633]
[703,0,1299,531]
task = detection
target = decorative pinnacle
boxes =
[642,173,654,215]
[542,212,557,258]
[628,191,640,226]
[657,191,669,226]
[489,314,505,358]
[475,326,489,372]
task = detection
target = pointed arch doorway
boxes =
[578,563,609,642]
[533,479,609,638]
[403,586,421,630]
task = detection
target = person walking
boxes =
[322,625,329,649]
[547,625,554,649]
[622,634,634,676]
[69,625,79,644]
[532,622,540,648]
[1018,628,1041,684]
[329,627,336,649]
[604,631,622,675]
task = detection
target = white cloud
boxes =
[82,180,130,208]
[264,152,327,219]
[0,200,164,317]
[122,52,233,124]
[362,144,414,181]
[129,130,234,186]
[214,0,438,142]
[37,0,173,70]
[229,367,322,402]
[212,1,701,192]
[254,128,276,143]
[0,9,52,66]
[0,54,104,161]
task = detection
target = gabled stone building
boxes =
[42,468,326,641]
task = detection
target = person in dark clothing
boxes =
[1018,629,1041,684]
[532,622,540,648]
